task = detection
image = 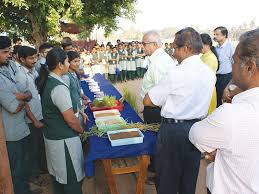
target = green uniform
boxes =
[108,52,118,83]
[42,73,84,194]
[118,49,127,81]
[127,49,136,80]
[135,48,145,78]
[62,71,86,128]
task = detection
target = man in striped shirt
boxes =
[189,28,259,194]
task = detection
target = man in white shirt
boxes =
[144,27,216,194]
[141,31,177,180]
[189,29,259,194]
[141,31,176,124]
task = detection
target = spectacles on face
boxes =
[142,42,156,46]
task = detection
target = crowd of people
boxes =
[141,27,259,194]
[0,25,259,194]
[0,37,87,194]
[80,41,148,83]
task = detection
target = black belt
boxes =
[161,117,200,124]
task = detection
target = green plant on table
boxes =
[120,87,138,113]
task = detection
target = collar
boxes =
[49,72,68,87]
[15,61,22,68]
[232,87,259,103]
[149,47,164,62]
[69,71,77,78]
[20,65,30,74]
[216,40,228,48]
[0,64,9,73]
[180,55,201,65]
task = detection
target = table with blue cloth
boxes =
[81,74,157,194]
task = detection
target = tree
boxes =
[0,0,137,46]
[78,0,136,37]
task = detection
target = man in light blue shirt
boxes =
[214,26,235,107]
[0,36,33,194]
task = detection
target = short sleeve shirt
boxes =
[49,72,72,113]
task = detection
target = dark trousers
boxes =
[207,189,211,194]
[141,68,147,77]
[7,136,31,194]
[143,106,161,124]
[26,122,46,178]
[216,73,232,107]
[136,67,141,78]
[52,143,83,194]
[155,121,201,194]
[108,74,117,83]
[143,106,161,172]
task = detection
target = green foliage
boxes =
[0,0,137,45]
[121,87,138,113]
[93,95,116,107]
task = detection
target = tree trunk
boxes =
[0,111,14,194]
[27,12,48,48]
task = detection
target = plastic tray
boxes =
[93,109,121,119]
[89,100,124,112]
[107,128,144,147]
[95,117,127,132]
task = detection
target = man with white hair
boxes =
[141,31,176,123]
[141,31,177,182]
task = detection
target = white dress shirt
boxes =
[148,55,216,119]
[140,47,177,99]
[189,87,259,194]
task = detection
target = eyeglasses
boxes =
[142,41,156,46]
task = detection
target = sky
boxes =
[118,0,259,31]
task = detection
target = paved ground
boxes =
[36,78,208,194]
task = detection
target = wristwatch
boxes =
[228,84,237,91]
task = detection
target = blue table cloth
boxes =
[81,74,157,177]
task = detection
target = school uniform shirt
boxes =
[140,47,176,99]
[0,62,30,141]
[15,64,43,123]
[62,72,82,111]
[215,41,235,74]
[44,72,84,184]
[35,57,46,73]
[189,87,259,194]
[148,55,216,119]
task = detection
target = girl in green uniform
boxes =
[135,42,145,78]
[36,48,85,194]
[62,51,89,127]
[118,43,128,82]
[127,43,136,80]
[108,46,119,83]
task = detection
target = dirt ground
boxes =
[35,78,208,194]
